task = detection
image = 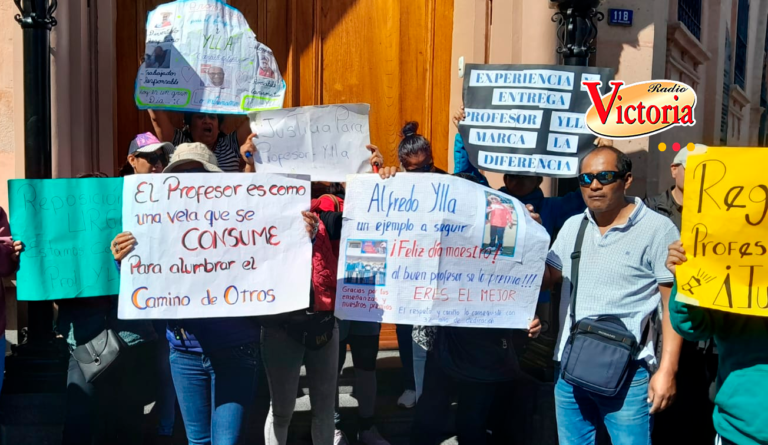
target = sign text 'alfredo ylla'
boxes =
[460,64,614,178]
[335,173,551,329]
[118,173,312,320]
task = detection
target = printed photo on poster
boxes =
[343,239,388,286]
[145,43,173,69]
[154,11,173,28]
[257,51,277,79]
[200,64,231,88]
[482,191,518,258]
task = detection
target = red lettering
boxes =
[647,105,660,124]
[584,80,623,125]
[636,102,646,124]
[624,105,636,124]
[681,105,694,124]
[182,228,199,251]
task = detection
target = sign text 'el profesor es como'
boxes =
[584,80,696,139]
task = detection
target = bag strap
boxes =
[569,217,590,329]
[638,310,657,353]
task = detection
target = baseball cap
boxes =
[672,144,708,168]
[163,143,223,173]
[129,132,175,158]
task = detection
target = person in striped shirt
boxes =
[148,109,251,172]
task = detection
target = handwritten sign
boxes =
[8,178,123,300]
[248,104,372,181]
[134,0,286,114]
[334,174,550,328]
[460,64,614,177]
[118,173,311,319]
[677,147,768,316]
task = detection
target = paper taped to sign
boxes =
[248,104,372,182]
[118,173,311,319]
[134,0,285,114]
[677,147,768,317]
[335,174,550,329]
[460,64,614,177]
[9,178,124,301]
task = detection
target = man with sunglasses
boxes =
[127,132,173,174]
[542,146,683,445]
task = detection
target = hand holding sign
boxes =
[248,104,372,181]
[240,133,258,166]
[460,64,614,177]
[335,173,550,328]
[111,232,137,262]
[134,0,286,114]
[9,177,124,301]
[12,240,22,262]
[676,147,768,316]
[666,241,687,276]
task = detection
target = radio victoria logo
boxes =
[583,80,696,138]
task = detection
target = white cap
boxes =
[163,143,222,173]
[672,144,708,168]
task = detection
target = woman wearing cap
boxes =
[116,132,178,443]
[113,143,323,445]
[148,109,251,172]
[125,132,174,174]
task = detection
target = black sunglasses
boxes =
[405,162,434,173]
[136,152,167,166]
[578,171,627,187]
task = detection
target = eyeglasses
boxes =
[577,171,627,187]
[405,162,434,173]
[136,152,167,166]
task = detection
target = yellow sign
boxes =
[677,147,768,316]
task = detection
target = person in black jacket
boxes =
[409,173,542,445]
[644,144,707,230]
[644,143,717,445]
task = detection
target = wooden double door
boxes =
[116,0,454,172]
[115,0,454,348]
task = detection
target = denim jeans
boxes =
[489,226,505,249]
[169,343,260,445]
[555,363,652,445]
[154,322,177,436]
[262,323,339,445]
[395,324,415,391]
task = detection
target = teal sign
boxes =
[8,178,124,300]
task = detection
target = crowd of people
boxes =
[0,103,765,445]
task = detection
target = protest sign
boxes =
[335,174,550,328]
[8,178,123,300]
[677,147,768,316]
[118,173,311,319]
[134,0,285,114]
[248,104,372,181]
[459,64,614,177]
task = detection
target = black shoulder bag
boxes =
[70,326,125,384]
[560,217,652,396]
